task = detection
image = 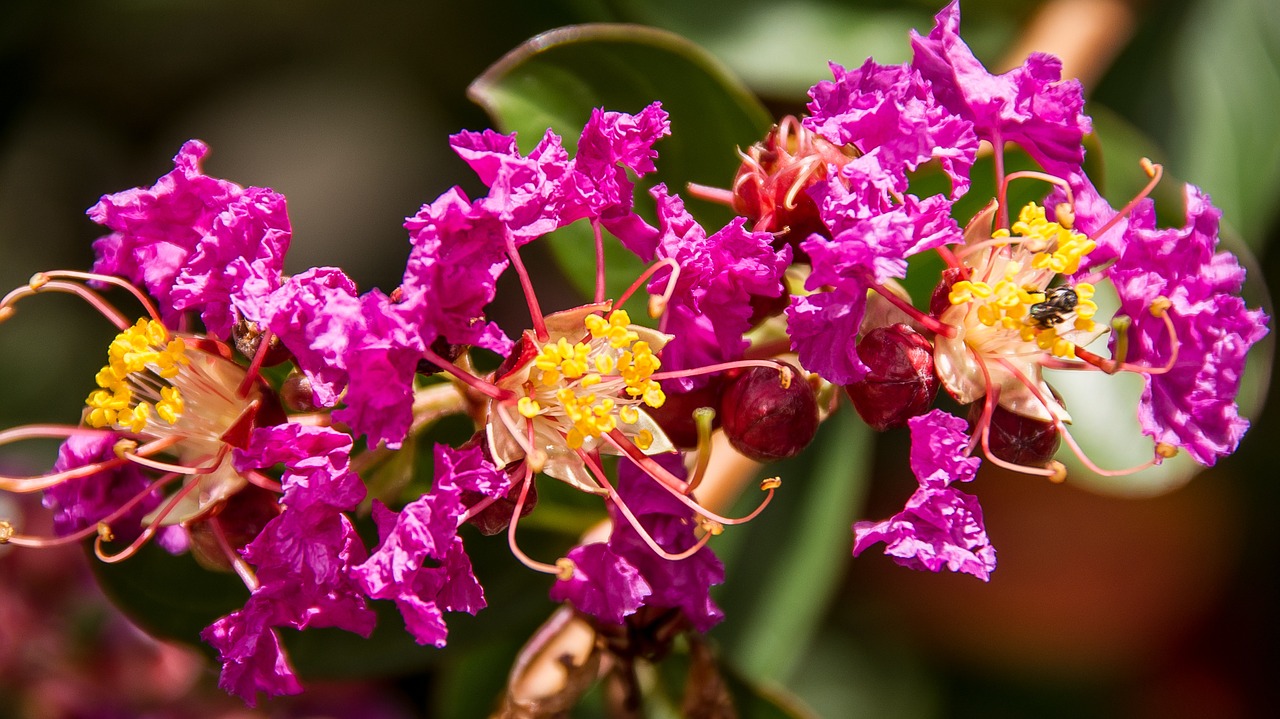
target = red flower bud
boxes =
[845,324,939,431]
[968,401,1061,467]
[647,379,724,449]
[720,364,818,462]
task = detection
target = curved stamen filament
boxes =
[0,430,174,493]
[869,281,957,338]
[1,278,131,331]
[610,257,680,322]
[650,358,790,384]
[121,444,229,476]
[998,170,1075,212]
[35,270,162,322]
[1074,310,1179,376]
[686,182,736,207]
[1091,159,1163,242]
[94,476,202,563]
[965,347,1057,478]
[507,462,560,575]
[602,430,776,526]
[504,232,548,343]
[577,450,714,562]
[210,515,261,591]
[2,471,184,548]
[457,494,500,527]
[685,408,716,494]
[422,346,512,402]
[243,469,284,493]
[592,219,607,306]
[996,358,1163,477]
[236,327,276,398]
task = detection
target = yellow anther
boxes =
[0,520,12,544]
[635,430,654,451]
[156,387,184,424]
[760,476,782,491]
[698,517,725,536]
[584,313,608,337]
[555,557,577,581]
[1048,461,1068,484]
[28,272,50,290]
[579,373,602,388]
[112,438,137,459]
[594,354,616,374]
[1140,157,1156,178]
[566,427,586,450]
[619,405,640,424]
[1055,202,1075,230]
[517,396,542,418]
[97,522,115,543]
[648,293,667,318]
[1155,442,1178,459]
[1149,296,1172,317]
[642,384,665,408]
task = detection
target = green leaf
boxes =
[468,23,773,302]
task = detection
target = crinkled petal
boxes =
[401,187,512,355]
[88,140,241,322]
[202,607,303,707]
[1108,185,1268,464]
[43,433,164,544]
[332,290,425,450]
[262,266,363,407]
[453,128,572,243]
[233,423,365,511]
[907,410,982,488]
[853,410,995,580]
[563,102,671,224]
[550,542,651,625]
[910,1,1090,178]
[805,59,977,197]
[786,288,869,385]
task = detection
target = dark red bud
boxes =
[461,478,536,536]
[845,324,940,431]
[646,379,724,449]
[188,485,282,572]
[280,373,319,413]
[968,401,1061,467]
[720,363,818,462]
[929,266,971,319]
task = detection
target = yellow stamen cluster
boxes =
[524,310,666,450]
[85,318,188,433]
[993,203,1097,274]
[949,262,1044,331]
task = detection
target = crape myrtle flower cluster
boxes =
[692,0,1268,580]
[0,0,1268,707]
[0,104,802,703]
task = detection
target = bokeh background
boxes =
[2,0,1278,716]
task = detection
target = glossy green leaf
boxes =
[468,23,772,302]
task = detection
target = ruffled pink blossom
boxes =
[262,266,363,407]
[805,58,977,197]
[910,0,1091,178]
[1107,186,1269,465]
[853,410,996,580]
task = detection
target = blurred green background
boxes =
[2,0,1278,716]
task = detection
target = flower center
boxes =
[517,309,666,451]
[85,318,259,453]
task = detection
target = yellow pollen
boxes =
[0,520,12,543]
[85,318,188,432]
[518,396,542,418]
[1155,442,1178,459]
[619,405,640,424]
[555,557,576,581]
[1150,296,1172,317]
[635,430,654,451]
[760,476,782,491]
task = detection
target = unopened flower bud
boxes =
[459,433,535,535]
[720,363,818,462]
[846,324,939,431]
[187,485,282,572]
[732,117,857,255]
[968,401,1061,467]
[646,379,724,449]
[280,373,319,413]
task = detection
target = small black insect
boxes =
[1027,286,1079,329]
